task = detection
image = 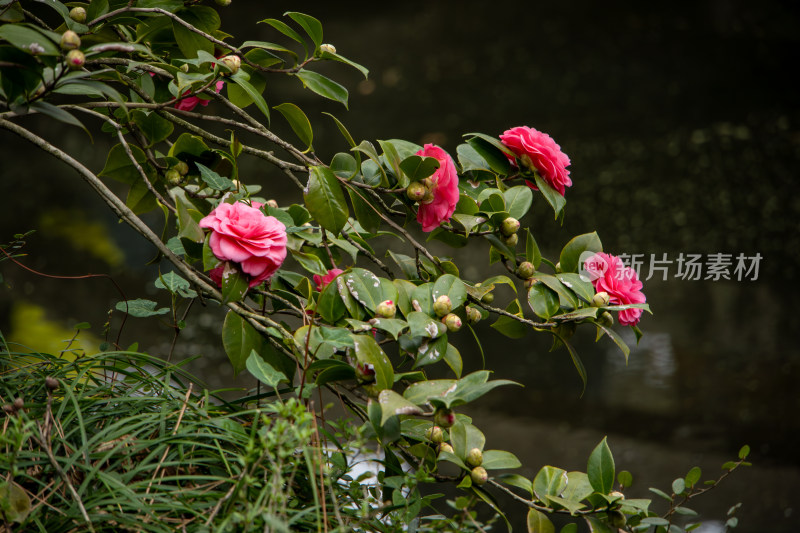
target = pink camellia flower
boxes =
[175,80,225,112]
[415,144,459,232]
[313,268,344,291]
[199,201,287,288]
[499,126,572,196]
[583,252,646,326]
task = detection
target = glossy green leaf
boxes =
[503,185,533,219]
[195,162,233,191]
[246,349,287,388]
[221,264,249,304]
[556,273,595,303]
[155,271,196,298]
[684,467,701,488]
[295,69,348,107]
[559,232,602,273]
[304,165,349,234]
[465,134,513,175]
[369,318,408,340]
[584,516,616,533]
[100,144,148,184]
[450,420,486,459]
[132,110,173,146]
[400,154,440,182]
[526,509,555,533]
[285,11,322,47]
[408,311,444,339]
[443,342,463,378]
[528,282,560,319]
[347,187,381,234]
[289,248,328,275]
[378,389,424,425]
[432,274,468,310]
[482,450,522,470]
[533,173,567,219]
[221,310,263,375]
[0,23,58,55]
[274,102,313,148]
[587,437,615,495]
[593,320,631,363]
[352,333,393,391]
[342,268,384,312]
[114,299,169,318]
[172,18,213,57]
[533,465,568,504]
[316,276,346,323]
[535,273,579,310]
[229,71,271,122]
[562,471,594,504]
[30,101,90,137]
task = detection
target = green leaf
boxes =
[176,197,204,243]
[347,187,381,234]
[221,264,249,304]
[289,249,327,276]
[503,185,533,219]
[407,311,445,339]
[295,69,348,107]
[535,273,579,310]
[587,437,615,495]
[132,110,173,146]
[304,166,349,234]
[229,71,271,122]
[562,471,594,504]
[285,11,323,48]
[413,335,448,368]
[172,18,212,57]
[533,466,568,504]
[465,134,513,175]
[499,473,533,496]
[526,509,555,533]
[273,102,313,148]
[0,23,59,55]
[323,112,358,148]
[378,389,424,425]
[221,310,263,375]
[482,450,522,470]
[30,101,90,138]
[246,349,287,388]
[450,420,485,459]
[443,343,463,378]
[528,282,560,319]
[195,162,233,191]
[649,487,673,501]
[155,271,196,298]
[400,154,440,182]
[556,273,595,303]
[457,143,493,173]
[490,299,529,339]
[584,517,616,533]
[618,470,634,488]
[260,17,306,52]
[738,444,750,459]
[672,477,686,495]
[115,299,169,318]
[593,320,631,363]
[100,144,148,184]
[0,481,31,523]
[533,173,566,219]
[352,334,393,391]
[559,232,602,273]
[368,318,408,340]
[342,268,384,312]
[432,274,468,310]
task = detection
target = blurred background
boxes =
[2,0,799,531]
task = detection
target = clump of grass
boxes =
[0,348,338,532]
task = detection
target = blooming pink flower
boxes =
[499,126,572,196]
[199,201,287,288]
[175,80,225,112]
[583,252,646,326]
[415,144,459,232]
[313,268,344,291]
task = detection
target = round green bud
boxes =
[434,408,455,429]
[442,313,462,332]
[425,425,444,444]
[519,153,535,172]
[500,217,520,237]
[355,362,376,384]
[608,510,626,528]
[420,188,435,205]
[433,295,452,317]
[65,49,85,69]
[174,161,190,176]
[319,43,337,55]
[466,305,482,324]
[555,261,563,273]
[69,6,87,23]
[60,30,81,50]
[470,466,488,485]
[375,300,396,319]
[599,311,614,327]
[517,261,535,279]
[437,442,454,456]
[165,169,182,186]
[219,55,241,76]
[406,181,427,202]
[592,291,611,307]
[481,291,494,304]
[504,233,519,247]
[466,447,483,467]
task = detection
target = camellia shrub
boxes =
[0,2,750,531]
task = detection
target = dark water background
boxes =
[2,1,800,531]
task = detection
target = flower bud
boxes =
[180,63,190,73]
[319,43,337,55]
[466,447,483,467]
[608,510,626,528]
[425,425,444,444]
[466,305,481,324]
[375,300,396,319]
[437,442,454,455]
[174,161,189,176]
[45,376,59,390]
[165,169,182,186]
[500,217,520,237]
[517,261,535,279]
[434,407,455,429]
[214,0,232,5]
[481,291,494,304]
[355,362,375,383]
[420,188,435,205]
[470,466,488,485]
[66,49,85,69]
[219,55,241,76]
[69,6,87,23]
[13,397,24,410]
[433,295,452,317]
[599,311,614,327]
[406,181,427,202]
[442,313,462,332]
[265,199,279,208]
[504,233,518,247]
[519,153,535,172]
[592,291,610,307]
[60,30,81,50]
[555,261,562,273]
